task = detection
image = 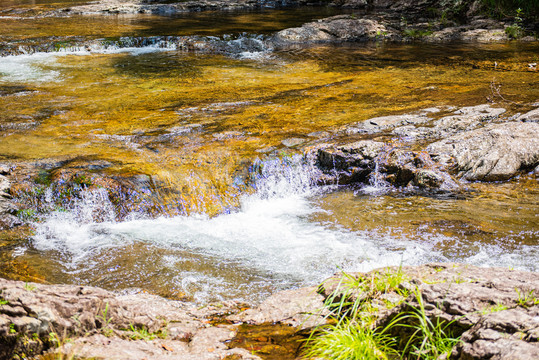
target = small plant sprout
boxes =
[96,302,114,336]
[515,288,538,307]
[481,302,508,315]
[24,282,37,291]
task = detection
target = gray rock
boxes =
[315,140,385,184]
[0,165,10,175]
[0,175,9,197]
[517,108,539,123]
[427,122,539,181]
[345,113,431,135]
[272,16,396,45]
[281,137,306,148]
[394,104,506,140]
[314,141,458,190]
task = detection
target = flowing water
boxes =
[0,3,538,304]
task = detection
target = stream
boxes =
[0,1,538,304]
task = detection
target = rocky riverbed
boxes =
[1,263,538,359]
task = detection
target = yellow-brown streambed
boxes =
[0,7,538,304]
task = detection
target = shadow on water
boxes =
[277,41,539,73]
[111,51,203,78]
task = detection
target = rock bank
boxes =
[0,276,328,359]
[318,263,539,360]
[1,263,538,359]
[312,103,539,189]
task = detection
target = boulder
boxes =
[314,141,458,190]
[272,16,396,44]
[0,173,21,230]
[427,121,539,181]
[315,140,385,184]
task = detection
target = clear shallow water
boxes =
[0,8,538,304]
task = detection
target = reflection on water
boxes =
[0,8,538,303]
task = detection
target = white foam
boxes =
[30,156,536,303]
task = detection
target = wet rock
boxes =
[314,141,458,189]
[315,140,385,184]
[427,121,539,181]
[228,287,328,329]
[272,15,397,44]
[379,148,459,190]
[0,174,21,230]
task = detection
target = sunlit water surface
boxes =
[0,7,538,303]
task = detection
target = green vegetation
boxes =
[304,319,397,360]
[96,302,114,336]
[481,0,538,19]
[304,269,462,360]
[515,288,539,307]
[403,29,433,39]
[24,282,37,291]
[16,208,38,222]
[481,302,508,315]
[397,289,461,360]
[127,324,167,341]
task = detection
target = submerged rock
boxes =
[427,121,539,181]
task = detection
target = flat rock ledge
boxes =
[272,14,518,45]
[61,0,266,16]
[313,104,539,187]
[2,264,539,359]
[0,278,326,360]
